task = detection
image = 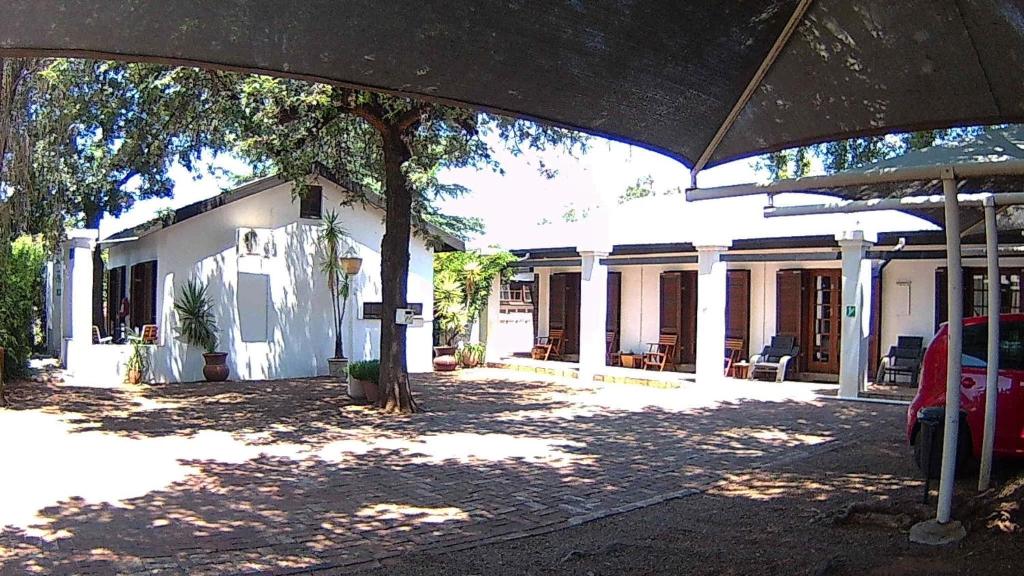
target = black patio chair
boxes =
[877,336,925,387]
[749,335,800,382]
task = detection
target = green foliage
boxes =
[617,174,687,205]
[124,332,151,383]
[458,343,486,367]
[173,278,219,353]
[0,235,46,380]
[433,250,517,345]
[347,360,380,383]
[752,127,989,179]
[317,210,352,358]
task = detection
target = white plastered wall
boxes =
[107,179,435,383]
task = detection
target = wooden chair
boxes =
[92,326,113,345]
[724,337,745,376]
[140,324,159,345]
[643,334,678,372]
[533,329,564,361]
[606,331,620,366]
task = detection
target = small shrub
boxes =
[347,360,380,383]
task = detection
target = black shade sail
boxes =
[2,0,1023,170]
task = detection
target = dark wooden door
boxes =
[106,266,126,335]
[726,269,751,354]
[130,261,158,329]
[549,272,581,355]
[776,269,806,362]
[659,271,697,365]
[868,267,882,380]
[607,272,622,353]
[805,269,842,374]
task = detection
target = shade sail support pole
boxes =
[979,197,1000,491]
[690,0,815,186]
[937,173,963,524]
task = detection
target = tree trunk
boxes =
[377,126,417,413]
[85,208,106,337]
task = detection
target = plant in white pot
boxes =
[318,210,361,380]
[174,278,228,382]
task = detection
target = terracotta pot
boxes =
[461,355,480,368]
[340,256,363,275]
[433,345,456,357]
[433,355,458,372]
[202,352,230,382]
[360,378,380,403]
[531,346,546,360]
[126,369,143,385]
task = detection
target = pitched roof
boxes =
[102,171,465,252]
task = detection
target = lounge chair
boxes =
[92,326,113,345]
[876,336,925,387]
[533,329,564,361]
[749,335,800,382]
[644,334,678,372]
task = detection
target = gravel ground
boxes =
[366,404,1023,576]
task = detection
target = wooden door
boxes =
[776,270,806,363]
[805,269,842,374]
[606,272,622,353]
[868,267,882,380]
[130,261,158,329]
[106,266,126,335]
[726,270,751,354]
[659,271,697,365]
[548,272,581,355]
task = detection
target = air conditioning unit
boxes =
[236,228,277,258]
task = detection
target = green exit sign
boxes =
[846,306,856,318]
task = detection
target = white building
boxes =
[490,127,1024,397]
[46,172,462,385]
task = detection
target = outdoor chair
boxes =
[140,324,159,345]
[749,335,800,382]
[606,330,620,366]
[876,336,925,387]
[643,334,678,372]
[92,326,113,345]
[724,337,745,376]
[533,329,564,361]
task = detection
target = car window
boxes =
[959,321,1024,370]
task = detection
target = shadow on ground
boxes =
[1,370,912,574]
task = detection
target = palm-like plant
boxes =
[174,278,218,353]
[318,210,351,359]
[434,270,468,346]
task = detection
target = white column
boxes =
[836,230,876,398]
[483,275,503,363]
[577,251,609,381]
[68,230,99,345]
[695,243,731,383]
[536,269,551,338]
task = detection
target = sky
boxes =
[98,136,935,247]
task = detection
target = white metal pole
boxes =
[937,174,963,524]
[979,198,1000,491]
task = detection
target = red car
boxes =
[907,314,1024,470]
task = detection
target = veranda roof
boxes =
[3,1,1023,172]
[687,125,1024,231]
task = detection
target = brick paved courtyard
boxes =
[0,370,900,574]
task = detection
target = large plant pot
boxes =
[359,378,380,403]
[433,355,458,372]
[126,369,143,385]
[328,357,349,379]
[202,352,230,382]
[347,373,366,400]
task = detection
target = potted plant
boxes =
[433,271,466,371]
[174,278,229,382]
[124,333,150,385]
[348,360,380,403]
[318,210,359,378]
[458,343,485,368]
